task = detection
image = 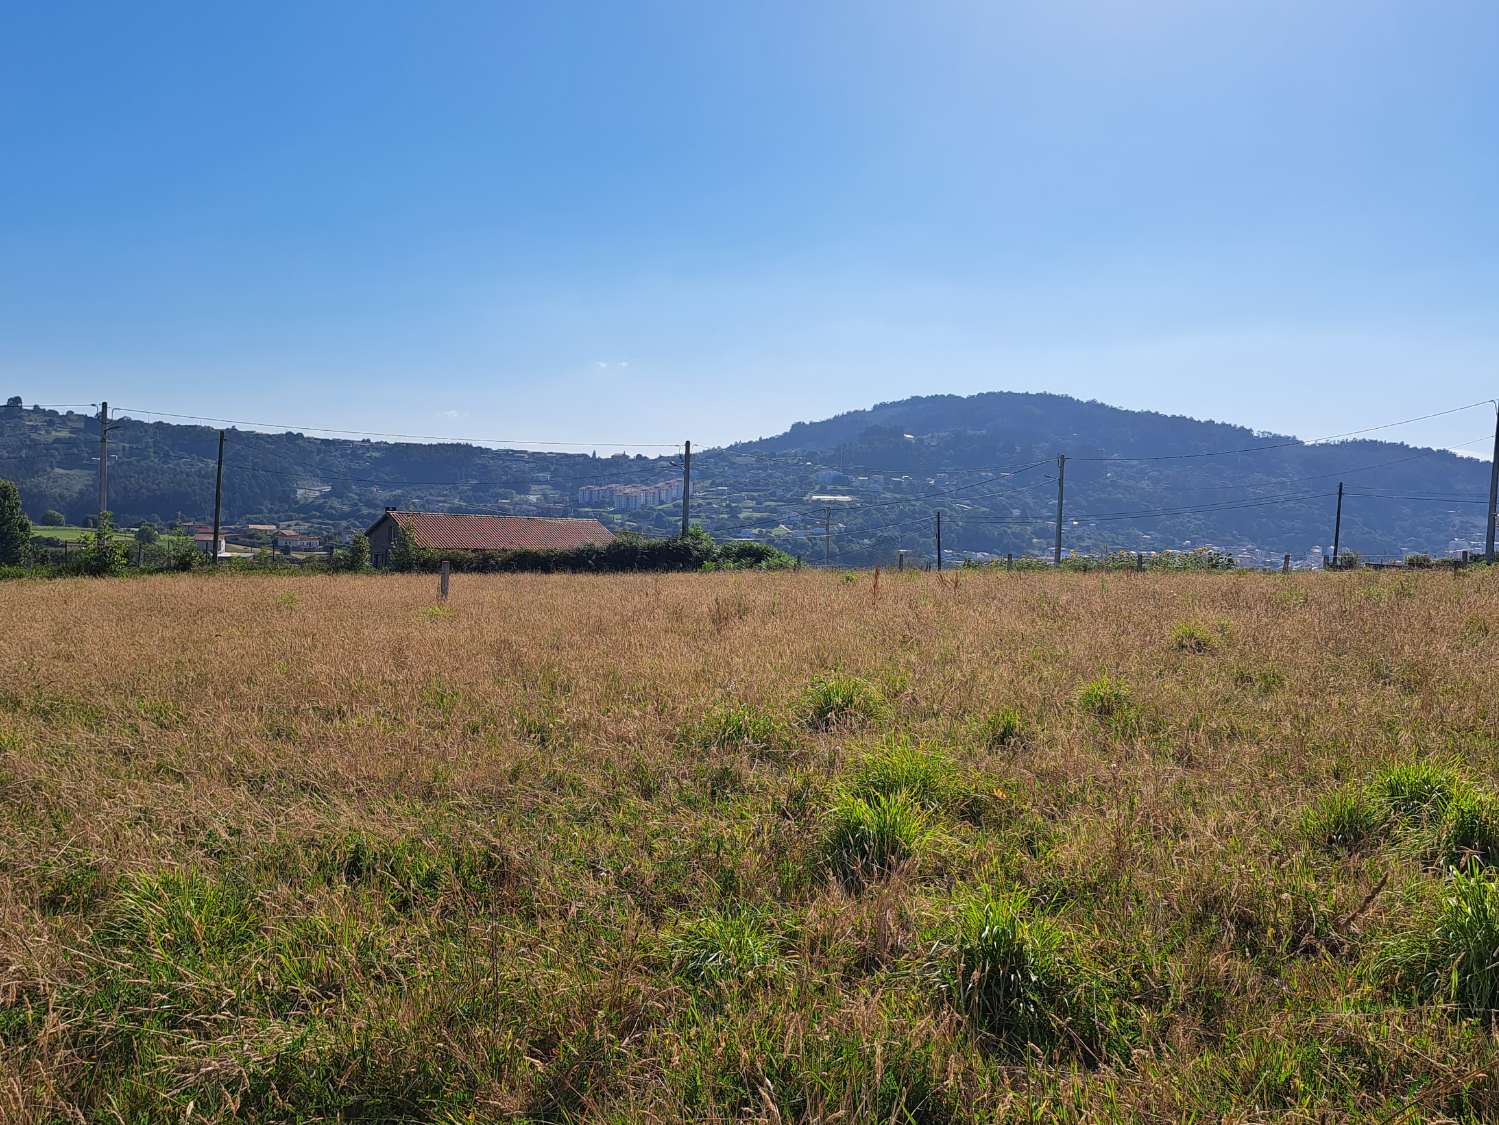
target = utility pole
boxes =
[824,506,832,566]
[680,440,692,538]
[935,510,943,571]
[1487,405,1498,565]
[96,401,109,528]
[1053,453,1067,566]
[211,429,225,566]
[1331,481,1344,568]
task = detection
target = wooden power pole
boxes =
[935,511,943,571]
[96,401,109,527]
[1487,406,1498,565]
[824,506,832,566]
[1331,481,1344,567]
[1052,454,1067,565]
[680,440,692,538]
[211,429,225,566]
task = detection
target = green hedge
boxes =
[391,528,795,574]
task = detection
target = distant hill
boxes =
[2,392,1491,564]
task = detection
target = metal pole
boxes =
[1331,481,1343,567]
[680,440,692,538]
[211,430,225,566]
[1053,454,1067,565]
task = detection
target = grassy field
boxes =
[29,524,138,542]
[4,568,1499,1121]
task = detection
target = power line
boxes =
[1345,491,1490,504]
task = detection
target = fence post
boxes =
[1282,553,1291,574]
[439,560,450,601]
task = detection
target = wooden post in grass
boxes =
[439,560,450,601]
[1282,553,1292,574]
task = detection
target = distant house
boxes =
[365,510,615,568]
[192,529,227,557]
[274,531,321,554]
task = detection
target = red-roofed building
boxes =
[365,509,615,568]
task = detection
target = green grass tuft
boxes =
[1074,675,1141,733]
[692,702,783,754]
[1436,789,1499,872]
[934,886,1117,1058]
[801,673,887,731]
[847,735,962,810]
[1372,761,1466,824]
[823,790,932,887]
[1302,787,1383,851]
[974,707,1027,751]
[665,908,784,990]
[1376,867,1499,1021]
[1170,622,1216,653]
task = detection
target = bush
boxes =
[343,532,372,571]
[1406,553,1434,569]
[1302,787,1382,851]
[77,512,127,576]
[801,673,886,731]
[934,886,1115,1058]
[823,790,931,887]
[0,479,29,566]
[39,509,65,527]
[1376,867,1499,1021]
[711,540,796,571]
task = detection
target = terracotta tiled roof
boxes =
[377,511,615,552]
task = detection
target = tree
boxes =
[344,532,371,571]
[4,396,20,409]
[40,509,66,527]
[0,480,30,565]
[134,522,160,545]
[80,511,126,576]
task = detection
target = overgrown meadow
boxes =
[4,568,1499,1121]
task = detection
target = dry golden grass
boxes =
[3,567,1499,1121]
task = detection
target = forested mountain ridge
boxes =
[2,393,1490,564]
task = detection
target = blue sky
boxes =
[3,1,1496,452]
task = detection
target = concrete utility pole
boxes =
[1053,453,1067,565]
[935,510,943,571]
[824,506,832,566]
[211,430,225,566]
[1331,481,1344,567]
[680,440,692,538]
[1487,405,1498,565]
[96,401,109,526]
